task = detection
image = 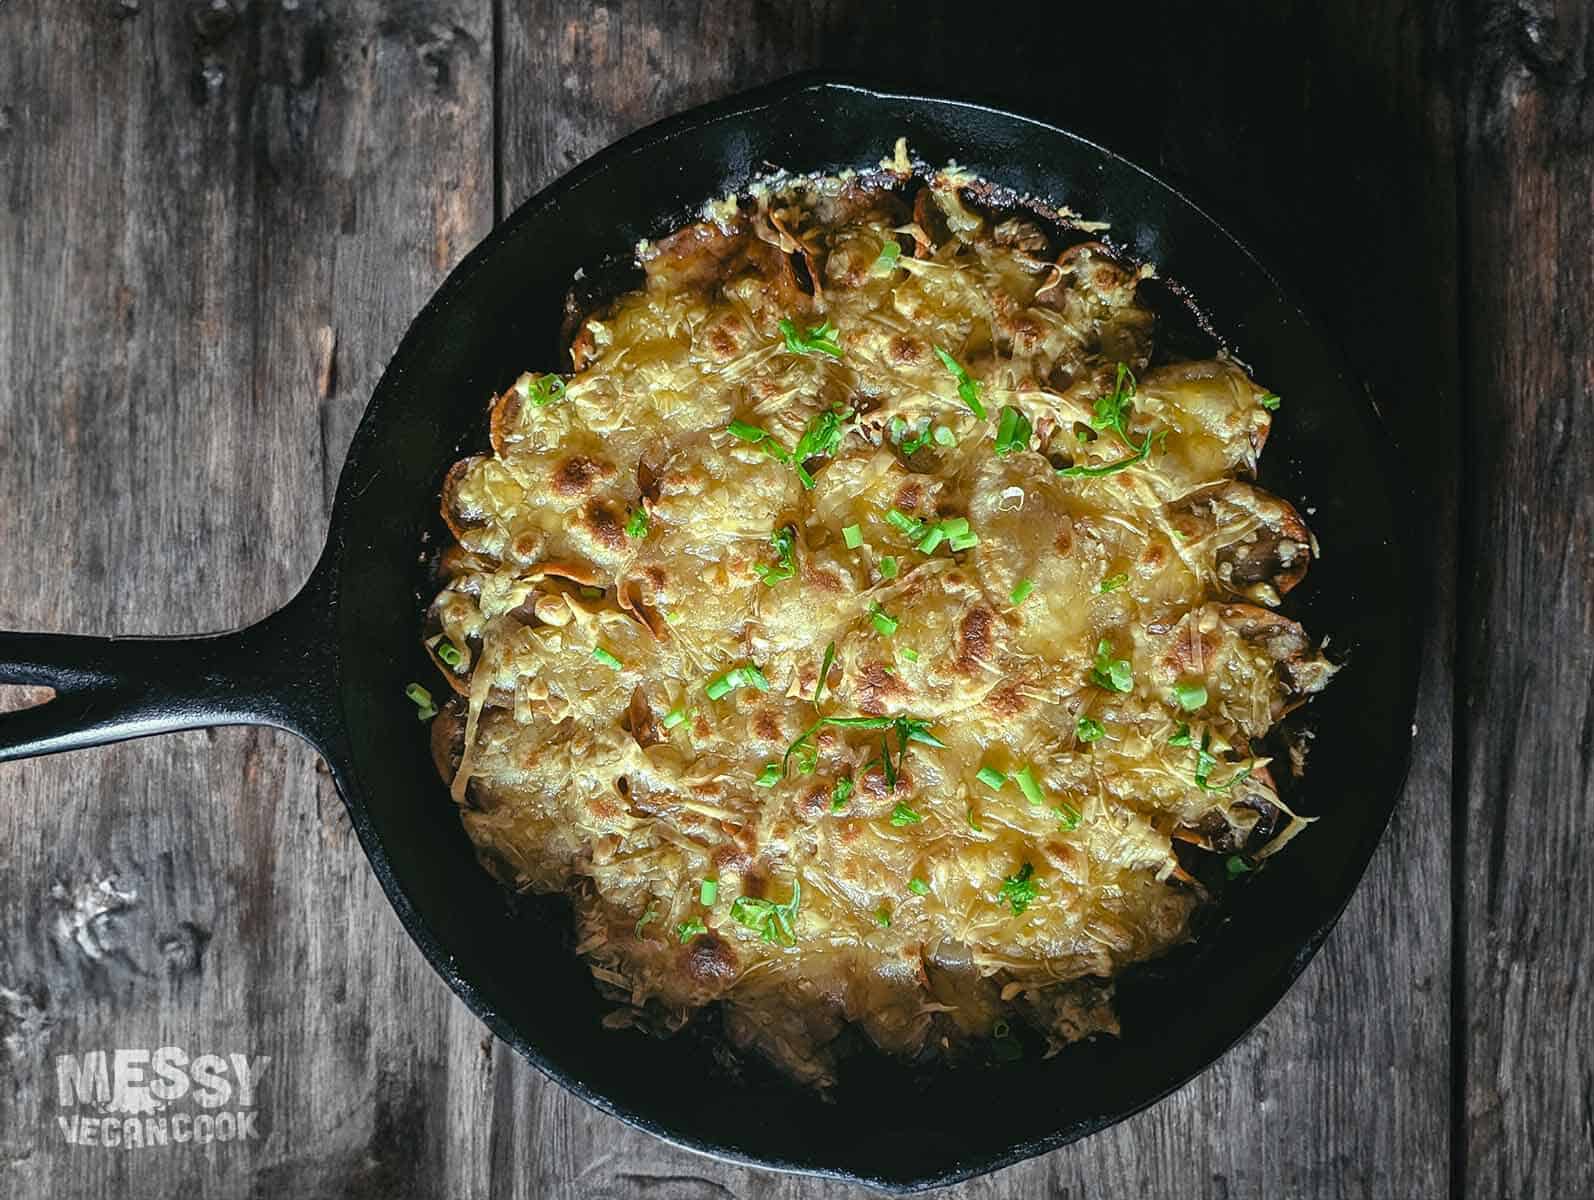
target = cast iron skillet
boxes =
[0,75,1419,1190]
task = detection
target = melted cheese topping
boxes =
[425,167,1335,1087]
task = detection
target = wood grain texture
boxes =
[1459,1,1594,1195]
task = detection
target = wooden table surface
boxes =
[1,2,1588,1197]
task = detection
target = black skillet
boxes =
[0,75,1420,1191]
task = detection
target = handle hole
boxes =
[0,685,56,713]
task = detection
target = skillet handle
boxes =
[0,572,340,764]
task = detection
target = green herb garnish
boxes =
[1192,730,1252,792]
[779,317,844,358]
[1172,681,1208,711]
[1012,765,1045,807]
[998,863,1037,914]
[831,775,853,812]
[976,765,1007,791]
[1057,430,1165,478]
[815,641,836,707]
[1099,573,1129,593]
[625,508,649,538]
[933,425,957,447]
[873,240,902,274]
[753,763,782,788]
[933,346,987,419]
[875,907,892,928]
[994,405,1032,455]
[705,663,770,700]
[842,523,864,548]
[1259,392,1282,411]
[885,507,922,537]
[662,705,688,730]
[591,646,623,670]
[870,602,899,637]
[1090,639,1133,693]
[791,406,847,487]
[1226,855,1253,878]
[1076,715,1105,743]
[899,647,919,663]
[677,917,707,943]
[700,879,718,905]
[727,418,792,463]
[1052,801,1082,831]
[516,372,567,406]
[1009,578,1035,605]
[913,515,978,554]
[730,879,802,945]
[404,685,436,720]
[1168,723,1193,747]
[879,555,899,580]
[781,713,943,777]
[908,877,930,896]
[435,640,462,667]
[635,904,658,936]
[889,800,922,826]
[756,525,797,585]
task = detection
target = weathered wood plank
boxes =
[494,3,1461,1197]
[0,2,492,1198]
[1459,2,1594,1195]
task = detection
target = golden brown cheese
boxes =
[424,163,1335,1087]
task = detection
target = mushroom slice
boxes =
[1165,480,1315,604]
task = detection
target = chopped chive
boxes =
[727,418,792,463]
[592,646,623,670]
[779,317,844,358]
[1259,392,1282,411]
[706,663,770,700]
[1169,723,1193,747]
[842,524,863,548]
[994,405,1032,455]
[1090,639,1134,693]
[908,877,930,896]
[1226,854,1253,877]
[879,555,899,579]
[869,603,899,637]
[435,640,463,667]
[1013,765,1045,807]
[873,240,902,274]
[677,917,707,943]
[933,425,957,447]
[404,683,437,720]
[933,346,987,419]
[875,907,892,928]
[831,775,854,812]
[755,525,797,586]
[889,800,922,826]
[976,765,1007,791]
[998,862,1037,914]
[1099,573,1129,593]
[700,878,719,905]
[1009,578,1035,606]
[516,372,567,406]
[815,641,836,707]
[889,415,908,443]
[916,525,946,553]
[1052,801,1082,831]
[625,508,649,538]
[899,647,919,663]
[967,806,983,831]
[754,763,782,788]
[1172,681,1208,711]
[1076,715,1105,743]
[662,705,688,730]
[885,508,921,536]
[947,530,979,552]
[729,879,802,945]
[1058,429,1165,479]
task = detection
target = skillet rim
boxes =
[322,70,1423,1192]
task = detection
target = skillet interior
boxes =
[322,77,1419,1190]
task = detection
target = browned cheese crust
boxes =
[423,157,1335,1088]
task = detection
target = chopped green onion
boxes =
[1052,801,1082,831]
[1169,723,1193,747]
[976,765,1007,791]
[592,646,623,670]
[947,529,979,552]
[908,877,930,896]
[875,907,892,928]
[933,346,987,419]
[916,524,946,553]
[1172,681,1208,711]
[885,507,922,536]
[899,423,931,456]
[873,240,902,274]
[878,555,899,579]
[1259,392,1282,411]
[792,406,847,487]
[870,603,899,637]
[726,418,792,463]
[1090,639,1134,693]
[1009,578,1035,605]
[994,406,1032,455]
[754,763,782,788]
[1012,765,1045,807]
[932,425,957,447]
[677,917,707,943]
[404,683,437,721]
[967,806,983,831]
[831,775,853,812]
[729,879,801,945]
[779,317,844,358]
[635,904,658,936]
[783,713,941,776]
[998,863,1037,914]
[815,641,836,707]
[899,647,919,663]
[1076,716,1105,743]
[700,878,719,905]
[889,800,922,826]
[662,705,688,730]
[1192,729,1253,792]
[1058,429,1165,478]
[1099,573,1129,593]
[705,663,770,700]
[889,416,908,443]
[625,508,649,538]
[755,525,797,585]
[1226,855,1253,878]
[516,372,567,406]
[842,524,864,548]
[435,640,462,667]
